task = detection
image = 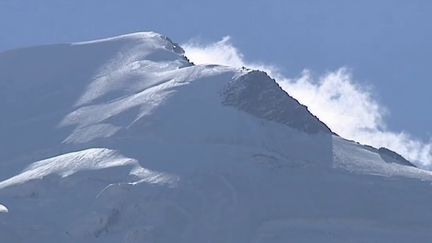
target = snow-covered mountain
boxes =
[1,32,432,243]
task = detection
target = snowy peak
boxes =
[71,32,191,107]
[73,32,185,55]
[0,32,191,163]
[0,31,418,171]
[0,31,333,164]
[1,32,432,243]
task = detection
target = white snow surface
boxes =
[0,148,177,190]
[1,32,432,242]
[0,204,7,213]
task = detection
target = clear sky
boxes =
[1,0,430,141]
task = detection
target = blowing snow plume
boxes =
[183,37,432,168]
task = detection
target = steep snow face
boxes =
[1,32,432,242]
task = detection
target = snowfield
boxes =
[1,32,432,242]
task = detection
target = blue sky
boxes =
[1,0,431,156]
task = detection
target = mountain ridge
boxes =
[1,32,431,243]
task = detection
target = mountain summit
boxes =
[1,32,432,243]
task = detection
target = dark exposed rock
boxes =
[222,70,333,134]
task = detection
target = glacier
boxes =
[1,32,432,242]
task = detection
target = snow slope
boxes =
[1,32,432,242]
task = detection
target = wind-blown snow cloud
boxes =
[183,37,432,168]
[183,36,280,75]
